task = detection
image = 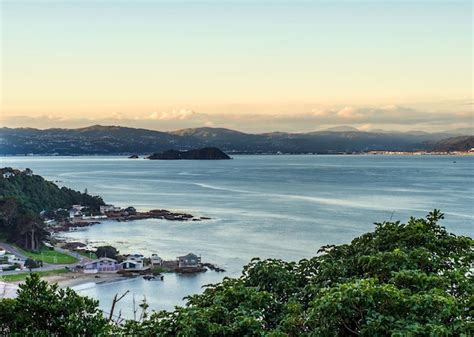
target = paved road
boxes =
[0,242,92,276]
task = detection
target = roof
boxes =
[120,260,141,265]
[178,253,199,259]
[87,257,118,264]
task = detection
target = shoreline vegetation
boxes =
[0,210,472,335]
[0,167,219,291]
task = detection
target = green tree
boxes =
[120,210,473,336]
[0,274,110,336]
[95,245,119,259]
[24,258,39,272]
[1,211,472,336]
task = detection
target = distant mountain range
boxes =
[1,125,472,155]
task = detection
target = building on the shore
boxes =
[125,253,144,263]
[150,254,162,266]
[69,205,84,220]
[81,215,107,220]
[2,171,15,179]
[120,260,144,270]
[100,204,122,214]
[81,257,121,273]
[177,253,201,268]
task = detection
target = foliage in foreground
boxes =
[0,274,109,336]
[0,211,472,336]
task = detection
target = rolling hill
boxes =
[0,125,471,155]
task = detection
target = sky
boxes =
[1,0,472,133]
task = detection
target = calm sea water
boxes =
[2,155,473,317]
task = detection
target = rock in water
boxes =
[147,147,231,160]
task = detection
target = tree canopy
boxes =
[0,274,110,336]
[0,168,105,249]
[0,168,105,213]
[1,211,472,336]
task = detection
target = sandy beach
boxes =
[0,272,128,299]
[45,272,128,288]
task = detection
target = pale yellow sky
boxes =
[1,1,472,132]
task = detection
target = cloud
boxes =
[1,104,472,133]
[336,107,365,119]
[148,109,199,121]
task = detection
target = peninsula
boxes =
[147,147,231,160]
[0,168,209,250]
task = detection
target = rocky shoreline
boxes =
[51,209,211,233]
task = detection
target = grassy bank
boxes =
[17,247,78,264]
[0,269,70,282]
[76,250,97,259]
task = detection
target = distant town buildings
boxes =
[0,167,34,179]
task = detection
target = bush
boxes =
[95,245,119,260]
[0,274,110,335]
[1,211,472,336]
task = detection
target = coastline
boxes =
[1,272,129,298]
[50,209,211,233]
[48,272,128,289]
[1,152,473,158]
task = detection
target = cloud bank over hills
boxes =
[1,104,472,134]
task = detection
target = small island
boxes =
[147,147,231,160]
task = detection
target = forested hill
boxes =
[0,168,104,250]
[1,125,469,155]
[0,167,104,213]
[428,136,474,152]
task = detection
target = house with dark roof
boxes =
[177,253,201,268]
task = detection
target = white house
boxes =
[69,205,85,220]
[150,254,162,266]
[2,172,14,179]
[125,253,144,263]
[100,204,122,214]
[120,260,144,270]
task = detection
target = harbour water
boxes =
[2,155,473,317]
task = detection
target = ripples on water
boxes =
[2,155,473,317]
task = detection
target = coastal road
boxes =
[0,242,91,276]
[0,242,28,260]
